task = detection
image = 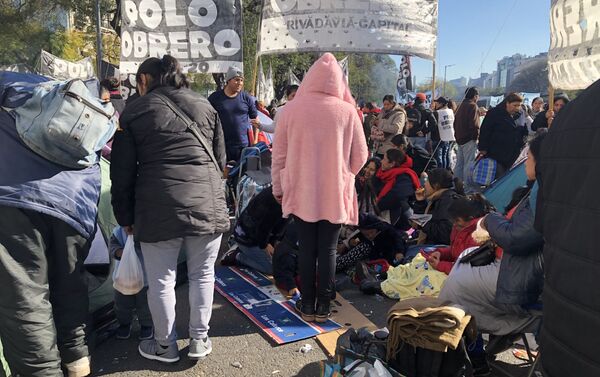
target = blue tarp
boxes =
[484,160,528,212]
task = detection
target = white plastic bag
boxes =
[113,235,144,295]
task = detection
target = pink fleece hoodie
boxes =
[271,53,369,225]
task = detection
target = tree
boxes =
[507,59,549,93]
[0,0,118,69]
[416,80,458,99]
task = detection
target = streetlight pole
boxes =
[95,0,103,79]
[443,64,455,97]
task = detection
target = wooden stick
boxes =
[547,84,555,128]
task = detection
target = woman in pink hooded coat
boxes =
[272,53,368,322]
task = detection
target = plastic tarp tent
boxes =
[483,159,528,212]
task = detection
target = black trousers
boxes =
[0,206,91,377]
[295,217,341,308]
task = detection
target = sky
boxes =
[391,0,551,86]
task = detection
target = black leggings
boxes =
[295,217,342,308]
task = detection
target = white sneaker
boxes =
[188,337,212,359]
[64,356,91,377]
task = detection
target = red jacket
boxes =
[434,218,480,274]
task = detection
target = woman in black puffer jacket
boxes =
[111,55,229,362]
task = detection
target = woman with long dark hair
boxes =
[111,55,229,363]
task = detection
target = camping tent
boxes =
[483,160,528,211]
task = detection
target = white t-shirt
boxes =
[436,108,456,142]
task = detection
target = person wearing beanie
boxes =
[208,66,259,162]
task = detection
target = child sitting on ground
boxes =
[110,226,153,340]
[336,213,407,274]
[425,194,495,274]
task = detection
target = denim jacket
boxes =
[0,110,100,239]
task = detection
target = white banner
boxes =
[549,0,600,90]
[39,50,95,80]
[256,59,268,104]
[258,0,438,60]
[266,63,275,103]
[119,0,243,74]
[520,92,540,107]
[489,95,504,108]
[339,56,349,83]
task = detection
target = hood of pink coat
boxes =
[295,53,355,106]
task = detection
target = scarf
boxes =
[376,157,421,201]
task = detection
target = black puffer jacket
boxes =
[536,79,600,377]
[478,104,527,170]
[233,186,287,249]
[485,191,543,305]
[111,86,229,243]
[413,189,462,245]
[407,144,436,175]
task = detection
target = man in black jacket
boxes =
[391,134,437,176]
[478,93,527,177]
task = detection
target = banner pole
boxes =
[431,60,436,106]
[547,83,555,128]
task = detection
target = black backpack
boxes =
[388,339,472,377]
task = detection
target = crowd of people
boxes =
[0,50,592,377]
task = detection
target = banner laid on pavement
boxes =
[549,0,600,90]
[215,267,341,344]
[39,50,95,80]
[120,0,243,74]
[258,0,439,60]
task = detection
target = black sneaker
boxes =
[220,246,239,266]
[115,324,131,340]
[294,299,315,322]
[315,302,331,323]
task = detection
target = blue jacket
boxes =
[0,110,100,239]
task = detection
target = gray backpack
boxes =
[14,79,116,168]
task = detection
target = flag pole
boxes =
[431,60,436,105]
[250,3,265,146]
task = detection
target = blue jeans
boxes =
[433,141,451,169]
[236,244,273,275]
[408,136,428,151]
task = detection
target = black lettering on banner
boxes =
[258,0,438,59]
[120,0,243,74]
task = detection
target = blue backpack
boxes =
[14,79,117,169]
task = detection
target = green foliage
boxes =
[416,79,458,99]
[0,0,118,69]
[189,73,217,97]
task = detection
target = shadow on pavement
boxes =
[295,361,323,376]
